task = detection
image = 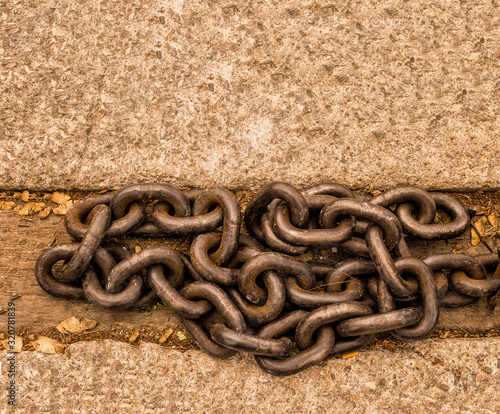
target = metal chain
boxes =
[34,183,500,376]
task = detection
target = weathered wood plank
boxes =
[0,211,498,333]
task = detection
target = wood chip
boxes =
[1,335,23,353]
[21,190,29,203]
[53,200,74,215]
[488,212,499,228]
[342,351,358,359]
[18,202,45,216]
[56,316,98,334]
[32,336,65,354]
[471,216,487,246]
[51,191,72,205]
[0,201,16,210]
[159,329,173,344]
[128,330,139,342]
[39,206,52,219]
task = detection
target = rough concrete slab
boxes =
[1,1,500,191]
[1,339,499,413]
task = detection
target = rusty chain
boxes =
[34,183,500,375]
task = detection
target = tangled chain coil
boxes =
[35,183,500,375]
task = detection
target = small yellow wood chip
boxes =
[488,212,499,228]
[21,190,30,203]
[0,201,16,210]
[1,335,23,353]
[159,329,173,344]
[51,191,71,205]
[342,351,358,359]
[39,207,52,219]
[128,330,139,342]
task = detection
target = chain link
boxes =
[34,182,500,376]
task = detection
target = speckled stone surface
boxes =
[1,339,499,413]
[1,0,499,191]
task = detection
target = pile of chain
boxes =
[35,183,500,375]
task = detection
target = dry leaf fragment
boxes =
[471,216,487,246]
[176,331,186,341]
[51,191,71,205]
[39,207,52,219]
[0,201,16,210]
[135,245,142,253]
[159,329,173,344]
[1,335,23,353]
[298,252,313,261]
[471,229,480,246]
[53,200,74,215]
[21,190,30,203]
[32,337,65,354]
[56,316,98,334]
[128,330,139,343]
[488,212,499,228]
[18,202,45,216]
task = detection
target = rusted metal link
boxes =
[62,204,111,282]
[64,192,144,239]
[238,252,316,305]
[228,270,286,326]
[191,188,241,265]
[110,183,190,219]
[301,183,355,198]
[148,265,212,318]
[210,324,293,357]
[35,244,88,299]
[366,225,419,298]
[260,208,308,255]
[392,257,439,339]
[336,307,422,336]
[284,260,366,308]
[244,182,309,243]
[423,253,487,306]
[295,302,373,349]
[190,233,262,285]
[151,189,224,236]
[83,257,143,310]
[330,332,375,358]
[106,246,185,293]
[255,310,335,376]
[449,252,500,297]
[180,281,246,333]
[180,316,236,359]
[396,193,470,240]
[320,198,403,251]
[370,186,436,224]
[273,195,356,247]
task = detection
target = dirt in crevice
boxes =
[1,326,499,355]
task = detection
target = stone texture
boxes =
[1,0,500,191]
[1,338,499,413]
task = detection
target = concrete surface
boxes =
[1,338,499,413]
[1,0,500,191]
